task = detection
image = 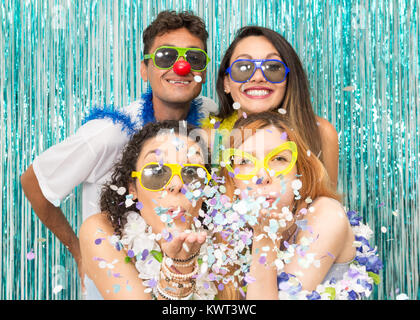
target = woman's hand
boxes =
[252,208,296,246]
[159,230,207,262]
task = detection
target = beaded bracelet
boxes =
[165,250,200,263]
[166,256,197,268]
[160,271,196,289]
[156,283,194,300]
[161,258,199,281]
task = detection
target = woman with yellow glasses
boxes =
[213,111,381,300]
[79,120,222,300]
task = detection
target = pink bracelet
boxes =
[161,257,198,281]
[160,271,196,289]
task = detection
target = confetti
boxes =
[396,293,409,300]
[343,85,356,91]
[113,284,121,293]
[27,249,35,260]
[127,250,135,258]
[136,201,143,211]
[291,179,302,190]
[244,273,256,284]
[53,285,63,294]
[94,238,105,245]
[125,198,134,207]
[194,75,202,83]
[258,255,267,264]
[327,252,335,259]
[232,102,241,110]
[280,131,288,140]
[381,226,387,233]
[278,108,287,114]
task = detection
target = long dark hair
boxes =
[216,26,323,161]
[100,120,210,235]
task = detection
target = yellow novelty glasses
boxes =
[222,141,298,180]
[132,162,211,192]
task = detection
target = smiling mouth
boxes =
[166,79,191,85]
[241,87,273,98]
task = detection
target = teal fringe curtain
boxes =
[0,0,418,300]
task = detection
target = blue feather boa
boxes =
[82,88,205,135]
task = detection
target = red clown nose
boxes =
[173,60,191,76]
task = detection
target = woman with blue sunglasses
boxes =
[202,26,339,189]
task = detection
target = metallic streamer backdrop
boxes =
[0,0,418,300]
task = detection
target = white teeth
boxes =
[245,89,270,96]
[168,80,190,84]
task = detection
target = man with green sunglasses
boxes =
[21,10,217,300]
[144,46,211,73]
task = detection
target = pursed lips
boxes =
[167,206,187,219]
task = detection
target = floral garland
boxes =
[200,112,238,133]
[275,210,383,300]
[108,211,218,300]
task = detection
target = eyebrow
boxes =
[159,44,203,49]
[142,148,205,163]
[233,52,282,60]
[239,148,291,157]
[142,149,160,161]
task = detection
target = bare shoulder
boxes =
[306,197,349,232]
[79,212,113,243]
[315,116,338,143]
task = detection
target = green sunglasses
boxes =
[144,46,211,72]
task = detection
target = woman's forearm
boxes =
[246,238,279,300]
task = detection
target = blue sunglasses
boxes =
[226,59,290,84]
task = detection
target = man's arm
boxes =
[20,164,85,287]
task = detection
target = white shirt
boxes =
[32,95,218,222]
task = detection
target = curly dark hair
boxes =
[100,120,210,235]
[143,10,208,63]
